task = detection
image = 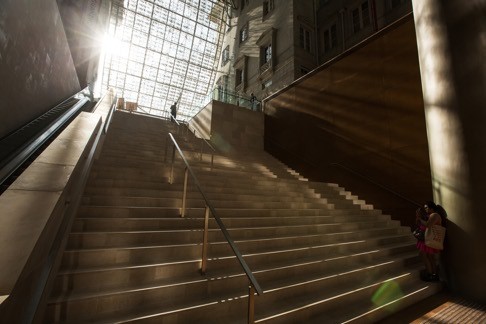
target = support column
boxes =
[411,0,486,302]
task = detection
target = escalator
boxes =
[0,90,95,194]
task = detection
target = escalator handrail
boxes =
[0,96,89,186]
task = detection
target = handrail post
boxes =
[248,284,256,324]
[201,205,210,274]
[167,132,263,304]
[164,136,168,162]
[200,138,204,161]
[169,144,175,184]
[181,167,188,217]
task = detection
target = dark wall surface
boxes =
[264,17,432,227]
[0,0,81,139]
[57,0,106,90]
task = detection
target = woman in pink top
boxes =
[416,201,444,282]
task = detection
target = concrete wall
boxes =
[0,0,81,139]
[189,100,264,153]
[264,17,431,227]
[412,0,486,303]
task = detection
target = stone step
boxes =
[43,111,433,324]
[60,232,414,270]
[46,250,422,323]
[90,163,279,180]
[83,187,322,200]
[83,181,321,199]
[66,224,407,249]
[76,205,383,219]
[52,240,415,297]
[256,270,440,324]
[71,213,392,231]
[80,196,332,210]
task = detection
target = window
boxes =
[262,79,272,89]
[299,25,312,52]
[225,11,232,32]
[323,24,338,52]
[263,44,272,63]
[256,28,276,75]
[259,43,272,73]
[239,22,248,43]
[352,8,360,33]
[361,2,370,28]
[234,55,247,91]
[236,69,244,86]
[101,0,226,120]
[222,45,230,65]
[240,0,248,11]
[263,0,275,17]
[352,1,371,33]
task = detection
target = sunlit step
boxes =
[71,213,392,232]
[76,205,383,219]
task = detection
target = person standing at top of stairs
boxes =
[170,102,177,122]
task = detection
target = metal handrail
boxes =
[103,94,118,134]
[188,124,216,166]
[0,96,89,187]
[330,162,421,207]
[175,121,215,169]
[167,132,262,323]
[170,113,181,126]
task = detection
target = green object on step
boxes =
[371,280,404,311]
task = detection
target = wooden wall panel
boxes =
[264,17,432,227]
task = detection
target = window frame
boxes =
[351,0,371,34]
[263,0,275,18]
[323,23,338,53]
[256,27,277,77]
[299,24,312,52]
[239,22,249,44]
[221,45,230,66]
[233,55,248,91]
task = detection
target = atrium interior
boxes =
[98,0,227,120]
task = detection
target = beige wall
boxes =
[189,101,264,153]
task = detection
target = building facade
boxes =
[215,0,319,104]
[316,0,413,63]
[214,0,414,105]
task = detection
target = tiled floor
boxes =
[379,291,486,323]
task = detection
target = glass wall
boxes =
[100,0,225,121]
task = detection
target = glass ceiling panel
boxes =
[99,0,225,121]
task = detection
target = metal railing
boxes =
[103,94,118,134]
[0,93,90,187]
[186,124,216,169]
[201,88,261,112]
[169,115,215,169]
[166,132,262,323]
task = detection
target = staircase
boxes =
[44,111,441,323]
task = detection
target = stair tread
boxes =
[43,111,433,324]
[58,240,414,275]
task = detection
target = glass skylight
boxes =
[99,0,225,121]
